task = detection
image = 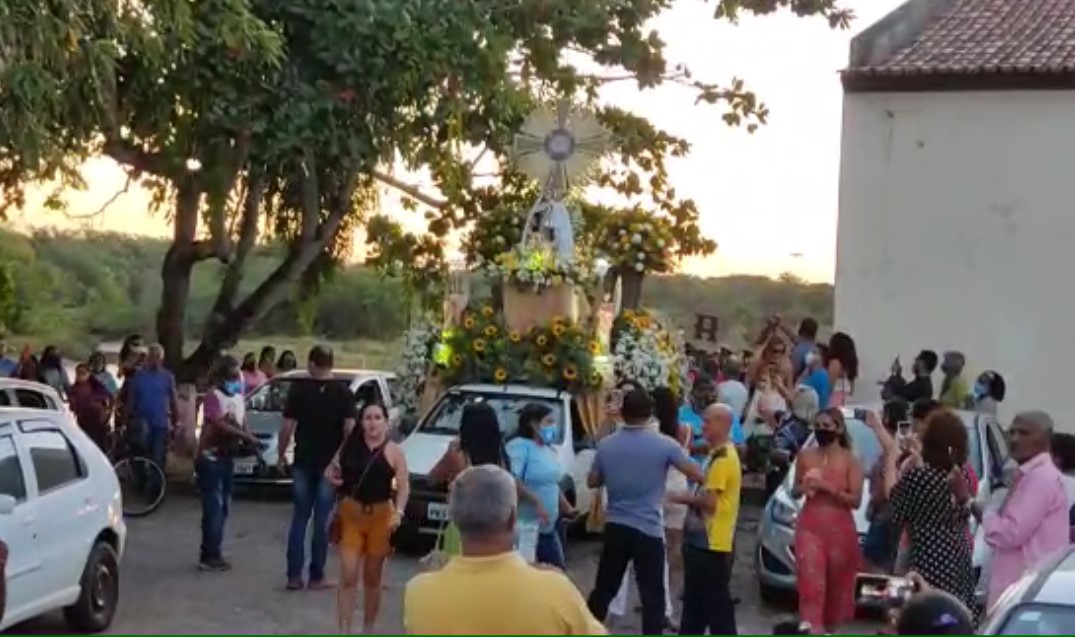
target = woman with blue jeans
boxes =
[195,356,259,571]
[506,403,573,569]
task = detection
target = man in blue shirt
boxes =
[0,340,15,378]
[680,376,744,465]
[122,343,178,473]
[791,317,819,380]
[587,388,703,636]
[799,346,832,409]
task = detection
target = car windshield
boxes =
[998,604,1075,635]
[419,391,565,438]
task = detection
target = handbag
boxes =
[327,443,387,545]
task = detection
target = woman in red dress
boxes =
[793,407,864,634]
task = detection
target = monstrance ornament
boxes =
[510,101,609,263]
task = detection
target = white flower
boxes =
[656,239,665,248]
[634,262,644,272]
[630,233,642,245]
[618,229,627,236]
[636,252,645,260]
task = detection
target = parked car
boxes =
[0,378,67,411]
[231,369,400,485]
[0,406,126,632]
[755,405,1013,607]
[980,544,1075,634]
[397,383,598,544]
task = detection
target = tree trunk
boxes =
[619,267,644,309]
[156,181,202,377]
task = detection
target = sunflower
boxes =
[494,367,508,382]
[563,364,578,381]
[541,353,556,367]
[551,323,566,338]
[588,340,601,354]
[484,325,498,337]
[481,305,494,317]
[508,331,521,343]
[536,334,549,347]
[472,339,487,353]
[551,315,564,325]
[463,316,475,329]
[451,354,463,367]
[589,370,602,387]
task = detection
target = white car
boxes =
[398,383,597,541]
[0,402,126,633]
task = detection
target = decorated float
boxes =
[393,102,690,532]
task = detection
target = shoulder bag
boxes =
[328,442,387,545]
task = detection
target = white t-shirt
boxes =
[717,380,750,419]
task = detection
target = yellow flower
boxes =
[588,340,601,354]
[484,325,498,337]
[551,324,566,338]
[541,353,556,367]
[481,306,494,317]
[494,367,508,382]
[589,371,603,387]
[472,339,487,353]
[508,331,521,343]
[623,309,635,319]
[563,365,578,381]
[463,316,475,329]
[551,315,564,325]
[451,354,462,367]
[536,334,549,347]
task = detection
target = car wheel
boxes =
[63,541,119,633]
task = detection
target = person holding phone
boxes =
[862,400,908,573]
[883,351,937,404]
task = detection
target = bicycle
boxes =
[107,425,168,517]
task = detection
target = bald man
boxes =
[970,411,1069,608]
[669,403,741,634]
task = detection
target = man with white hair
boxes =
[969,410,1070,609]
[404,465,605,635]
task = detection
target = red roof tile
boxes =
[848,0,1075,76]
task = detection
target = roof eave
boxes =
[842,69,1075,93]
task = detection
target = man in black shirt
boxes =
[277,346,356,590]
[882,349,936,404]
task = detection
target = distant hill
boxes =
[0,228,832,356]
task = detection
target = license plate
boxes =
[427,503,449,521]
[234,461,256,475]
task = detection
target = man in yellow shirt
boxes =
[404,465,606,635]
[669,402,741,635]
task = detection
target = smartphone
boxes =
[853,573,917,609]
[897,420,912,437]
[853,408,869,421]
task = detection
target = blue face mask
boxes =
[540,425,558,445]
[223,379,242,396]
[973,382,987,399]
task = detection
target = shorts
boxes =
[338,499,393,557]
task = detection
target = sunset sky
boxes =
[11,0,903,283]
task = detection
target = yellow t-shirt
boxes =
[404,552,608,635]
[704,443,741,552]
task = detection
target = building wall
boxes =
[837,90,1075,430]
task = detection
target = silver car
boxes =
[755,405,1012,607]
[981,545,1075,634]
[231,369,400,485]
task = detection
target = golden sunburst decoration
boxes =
[511,101,609,193]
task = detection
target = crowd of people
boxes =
[6,317,1075,635]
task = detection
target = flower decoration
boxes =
[597,207,679,275]
[434,302,604,392]
[486,241,591,293]
[396,320,441,415]
[611,308,688,395]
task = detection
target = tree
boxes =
[1,0,851,378]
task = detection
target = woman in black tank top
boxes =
[326,402,409,634]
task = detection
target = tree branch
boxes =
[63,175,132,219]
[372,169,447,209]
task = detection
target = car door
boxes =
[19,422,93,598]
[0,431,44,626]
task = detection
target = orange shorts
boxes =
[338,499,393,557]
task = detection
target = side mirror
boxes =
[0,494,16,515]
[399,415,418,436]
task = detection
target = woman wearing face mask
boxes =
[971,370,1005,416]
[792,408,864,634]
[506,403,572,568]
[195,356,260,571]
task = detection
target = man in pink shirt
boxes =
[970,411,1070,610]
